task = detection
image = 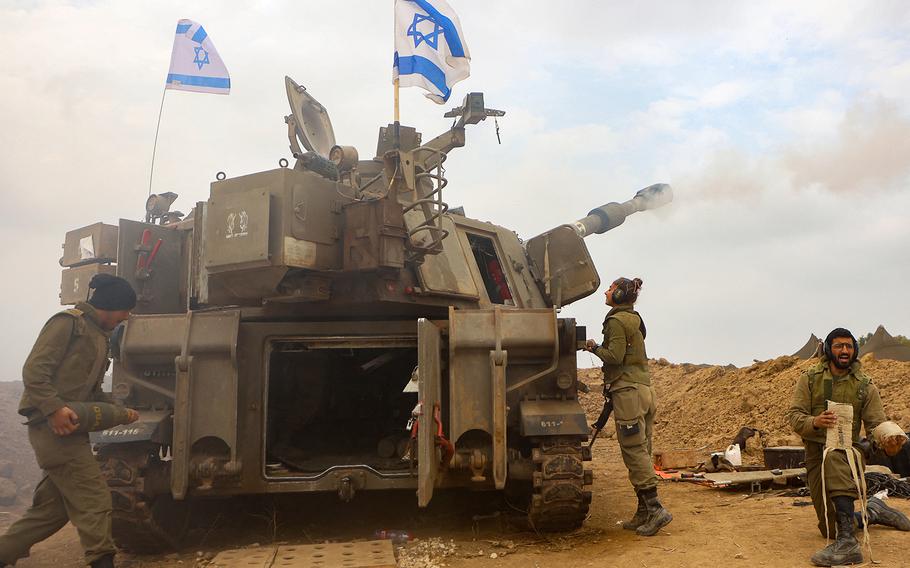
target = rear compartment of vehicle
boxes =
[264,339,420,478]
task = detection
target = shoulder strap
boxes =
[56,308,86,336]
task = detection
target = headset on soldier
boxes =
[823,328,859,365]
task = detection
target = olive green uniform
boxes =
[788,358,886,538]
[0,302,116,566]
[593,305,657,491]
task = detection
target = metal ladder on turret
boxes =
[403,146,450,262]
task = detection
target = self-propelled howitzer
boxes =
[57,77,672,551]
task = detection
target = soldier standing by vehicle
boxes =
[0,274,139,568]
[788,327,910,567]
[584,277,672,536]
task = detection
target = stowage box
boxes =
[60,223,119,267]
[60,263,116,305]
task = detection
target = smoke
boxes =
[668,97,910,204]
[674,148,774,201]
[782,98,910,194]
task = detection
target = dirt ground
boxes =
[5,430,910,567]
[4,357,910,567]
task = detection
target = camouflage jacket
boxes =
[19,302,113,418]
[787,357,886,445]
[593,305,650,388]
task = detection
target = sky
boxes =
[0,1,908,381]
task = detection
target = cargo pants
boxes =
[804,440,865,538]
[0,422,114,565]
[611,380,658,491]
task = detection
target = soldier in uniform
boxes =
[585,277,672,536]
[0,274,139,568]
[788,327,910,567]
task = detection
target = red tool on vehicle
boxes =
[406,402,454,470]
[146,238,163,269]
[135,229,152,272]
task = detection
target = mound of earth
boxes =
[0,381,42,507]
[578,354,910,456]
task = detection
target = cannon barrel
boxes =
[571,183,673,238]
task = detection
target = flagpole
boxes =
[393,78,401,150]
[393,0,401,150]
[148,87,168,197]
[394,78,400,123]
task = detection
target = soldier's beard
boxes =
[832,354,855,369]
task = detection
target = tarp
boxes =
[793,334,822,359]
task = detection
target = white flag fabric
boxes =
[165,19,230,95]
[393,0,470,104]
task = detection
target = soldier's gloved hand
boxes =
[49,406,80,436]
[812,410,837,429]
[585,339,597,352]
[125,409,140,424]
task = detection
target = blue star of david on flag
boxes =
[193,46,210,70]
[408,13,444,50]
[165,19,231,95]
[393,0,471,104]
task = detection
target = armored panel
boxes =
[117,220,185,314]
[118,310,241,499]
[344,199,408,270]
[376,124,421,155]
[60,263,116,305]
[490,225,548,309]
[405,214,479,298]
[205,189,272,271]
[290,182,341,245]
[449,307,560,489]
[519,400,588,437]
[526,225,600,307]
[417,318,442,507]
[61,222,119,267]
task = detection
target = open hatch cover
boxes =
[285,76,336,158]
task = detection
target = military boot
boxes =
[635,487,673,536]
[865,496,910,531]
[622,491,648,530]
[810,511,863,566]
[90,554,115,568]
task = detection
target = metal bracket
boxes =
[171,311,195,500]
[489,306,508,490]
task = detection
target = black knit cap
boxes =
[87,274,137,311]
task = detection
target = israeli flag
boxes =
[165,19,230,95]
[393,0,470,104]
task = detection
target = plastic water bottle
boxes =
[373,529,412,544]
[724,443,742,466]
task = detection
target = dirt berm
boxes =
[578,354,910,455]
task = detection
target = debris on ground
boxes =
[396,537,457,568]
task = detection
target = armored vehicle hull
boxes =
[62,82,671,551]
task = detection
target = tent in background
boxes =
[793,334,822,359]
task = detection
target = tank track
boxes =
[97,442,188,553]
[527,437,593,531]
